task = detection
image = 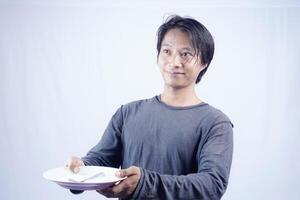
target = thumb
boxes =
[115,166,138,178]
[73,166,80,173]
[115,170,125,178]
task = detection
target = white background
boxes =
[0,0,299,199]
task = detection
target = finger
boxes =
[96,190,113,198]
[98,178,135,198]
[98,187,113,194]
[97,187,114,198]
[67,157,82,173]
[116,166,139,178]
[67,157,77,173]
[112,182,126,195]
[110,178,134,195]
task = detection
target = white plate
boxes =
[43,166,126,190]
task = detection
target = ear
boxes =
[200,64,208,71]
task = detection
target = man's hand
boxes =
[97,166,141,198]
[66,156,85,173]
[66,156,86,195]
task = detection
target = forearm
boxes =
[81,151,109,166]
[132,168,228,200]
[81,148,121,168]
[81,106,124,167]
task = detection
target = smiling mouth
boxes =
[170,72,185,75]
[166,70,185,75]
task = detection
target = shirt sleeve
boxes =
[131,121,234,200]
[81,106,124,168]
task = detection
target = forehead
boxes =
[162,28,192,48]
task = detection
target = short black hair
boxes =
[156,15,215,84]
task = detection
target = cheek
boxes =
[187,67,202,79]
[157,56,166,70]
[158,55,164,64]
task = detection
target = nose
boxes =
[168,54,183,68]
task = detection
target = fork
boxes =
[68,171,105,182]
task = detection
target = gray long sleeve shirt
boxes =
[82,95,233,200]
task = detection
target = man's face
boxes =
[158,28,205,89]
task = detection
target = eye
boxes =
[181,52,192,58]
[162,49,170,54]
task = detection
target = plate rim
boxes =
[43,166,125,184]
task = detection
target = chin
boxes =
[163,76,193,89]
[165,81,187,89]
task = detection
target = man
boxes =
[67,15,233,200]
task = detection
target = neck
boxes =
[160,85,202,107]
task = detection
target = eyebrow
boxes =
[161,43,194,52]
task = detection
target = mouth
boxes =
[166,70,185,75]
